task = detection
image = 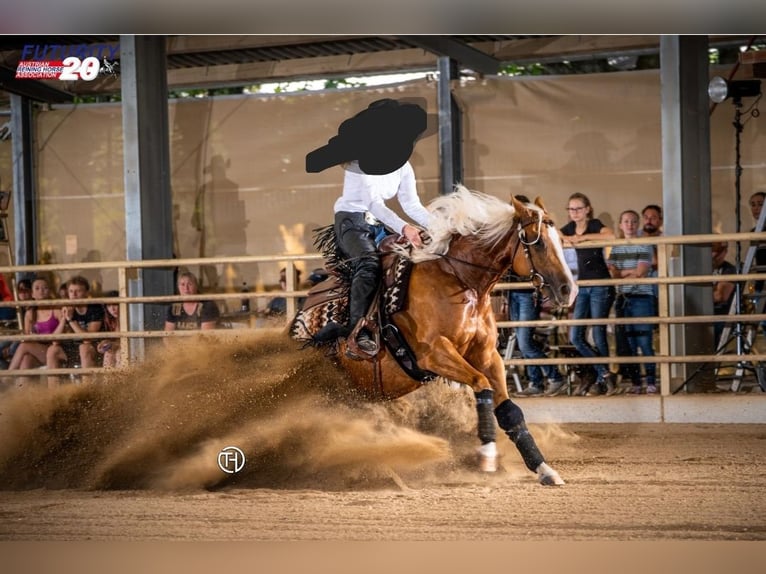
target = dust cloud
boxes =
[0,331,524,492]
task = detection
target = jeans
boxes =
[508,290,561,387]
[569,285,615,379]
[615,294,656,384]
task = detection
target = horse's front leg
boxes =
[476,349,565,486]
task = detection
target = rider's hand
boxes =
[402,224,424,248]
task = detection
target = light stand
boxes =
[676,78,763,394]
[710,77,762,387]
[729,97,748,360]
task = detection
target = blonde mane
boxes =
[401,185,535,263]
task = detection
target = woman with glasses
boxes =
[560,192,617,396]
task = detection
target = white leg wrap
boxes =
[477,441,498,473]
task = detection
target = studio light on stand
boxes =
[707,75,762,382]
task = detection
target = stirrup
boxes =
[345,320,379,360]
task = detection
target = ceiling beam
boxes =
[488,34,752,64]
[0,66,74,103]
[165,35,363,54]
[401,36,500,75]
[69,48,440,95]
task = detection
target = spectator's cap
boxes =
[306,98,434,175]
[308,268,329,284]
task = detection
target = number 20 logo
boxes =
[59,56,100,81]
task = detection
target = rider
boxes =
[306,98,432,355]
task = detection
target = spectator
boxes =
[306,267,329,287]
[0,273,15,322]
[560,192,616,396]
[640,204,663,285]
[747,191,766,331]
[265,267,303,316]
[7,277,62,386]
[507,195,566,397]
[0,278,32,367]
[46,275,104,387]
[97,290,122,368]
[607,210,658,394]
[712,240,737,348]
[747,191,766,286]
[164,271,220,339]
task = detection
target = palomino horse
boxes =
[293,186,578,485]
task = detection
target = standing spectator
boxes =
[607,210,658,394]
[97,290,122,368]
[46,275,104,387]
[640,203,663,286]
[560,192,616,396]
[747,191,766,287]
[164,271,220,339]
[712,241,737,348]
[5,277,59,373]
[507,195,566,397]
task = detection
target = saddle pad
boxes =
[383,255,413,317]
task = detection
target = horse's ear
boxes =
[511,195,526,213]
[534,196,547,212]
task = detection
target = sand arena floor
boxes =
[0,332,763,545]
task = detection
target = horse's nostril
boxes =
[560,284,571,297]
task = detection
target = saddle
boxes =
[290,231,436,382]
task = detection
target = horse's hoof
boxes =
[477,442,497,473]
[536,462,565,486]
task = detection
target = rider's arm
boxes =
[395,162,430,228]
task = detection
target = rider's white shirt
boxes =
[333,161,430,234]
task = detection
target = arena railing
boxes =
[1,232,764,394]
[496,230,766,395]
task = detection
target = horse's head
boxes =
[510,196,578,309]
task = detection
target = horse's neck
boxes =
[446,234,513,296]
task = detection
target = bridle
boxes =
[440,209,555,299]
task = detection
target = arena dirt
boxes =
[0,331,764,541]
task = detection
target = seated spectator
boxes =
[607,210,657,394]
[307,268,329,287]
[0,278,32,368]
[164,272,220,339]
[712,240,737,348]
[265,267,303,316]
[46,275,104,387]
[97,290,122,368]
[8,276,62,375]
[0,272,15,322]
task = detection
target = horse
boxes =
[291,185,578,485]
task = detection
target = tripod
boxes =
[676,95,765,393]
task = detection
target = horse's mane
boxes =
[400,185,530,263]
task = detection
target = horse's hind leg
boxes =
[495,398,565,486]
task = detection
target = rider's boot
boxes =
[313,320,351,342]
[346,268,380,356]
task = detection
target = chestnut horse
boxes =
[293,186,577,485]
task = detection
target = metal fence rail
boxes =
[1,231,764,394]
